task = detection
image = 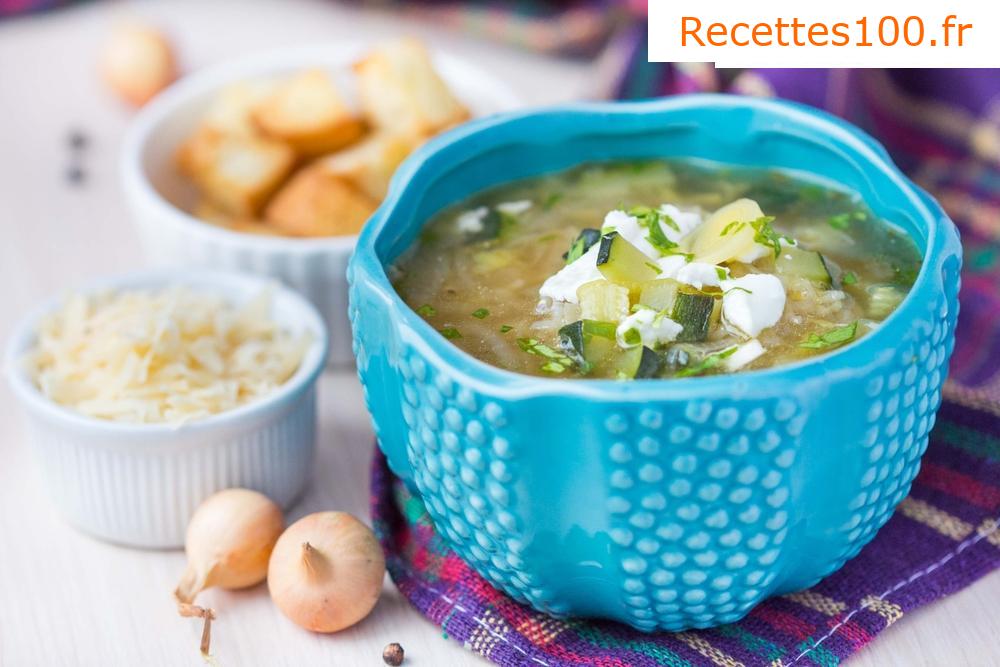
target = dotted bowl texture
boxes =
[348,96,962,631]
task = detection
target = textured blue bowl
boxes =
[348,95,961,631]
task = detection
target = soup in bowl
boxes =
[348,96,961,630]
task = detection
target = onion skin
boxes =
[99,23,177,107]
[268,511,386,633]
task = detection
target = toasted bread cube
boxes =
[201,81,276,136]
[176,128,295,216]
[192,198,279,235]
[316,132,413,201]
[252,69,365,156]
[264,164,377,237]
[353,38,470,139]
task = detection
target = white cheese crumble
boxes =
[538,243,602,304]
[720,274,786,338]
[676,262,726,289]
[723,339,766,371]
[616,309,683,349]
[496,200,533,215]
[456,206,489,234]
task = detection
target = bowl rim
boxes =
[4,268,329,438]
[353,94,961,399]
[120,42,523,257]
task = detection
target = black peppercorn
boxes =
[67,129,89,151]
[65,164,86,185]
[382,642,404,666]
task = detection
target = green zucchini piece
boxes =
[558,320,618,375]
[596,232,661,287]
[775,246,832,287]
[562,228,602,263]
[613,345,661,379]
[638,279,681,311]
[578,280,630,322]
[672,292,715,342]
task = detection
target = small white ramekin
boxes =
[121,43,521,367]
[5,269,328,549]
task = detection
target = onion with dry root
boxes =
[174,489,284,654]
[268,511,386,632]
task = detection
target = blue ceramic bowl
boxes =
[348,95,961,631]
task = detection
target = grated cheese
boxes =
[26,287,310,424]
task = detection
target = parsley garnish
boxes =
[440,327,462,339]
[416,304,437,317]
[564,237,587,264]
[499,324,513,333]
[715,267,728,281]
[516,337,574,374]
[827,213,852,230]
[841,271,858,286]
[630,205,680,256]
[644,261,664,275]
[622,328,642,346]
[799,321,858,350]
[724,286,753,296]
[720,220,746,236]
[675,345,738,378]
[749,216,786,259]
[543,193,563,210]
[471,308,490,319]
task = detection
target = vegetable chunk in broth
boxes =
[393,160,922,379]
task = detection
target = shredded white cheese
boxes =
[26,287,310,424]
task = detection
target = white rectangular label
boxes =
[648,0,999,68]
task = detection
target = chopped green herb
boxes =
[622,328,642,346]
[517,337,575,373]
[660,213,680,232]
[471,308,490,319]
[543,192,563,210]
[842,271,858,286]
[630,205,680,255]
[799,321,859,350]
[499,324,513,333]
[715,267,728,281]
[827,213,852,230]
[644,261,664,275]
[720,220,746,236]
[416,304,437,317]
[749,216,786,258]
[675,345,738,378]
[724,286,753,296]
[440,327,462,339]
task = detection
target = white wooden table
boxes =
[0,2,996,665]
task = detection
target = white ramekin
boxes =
[5,269,328,549]
[121,43,522,367]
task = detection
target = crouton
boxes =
[353,38,470,139]
[201,81,277,136]
[176,128,295,217]
[264,164,377,237]
[252,69,365,156]
[316,132,413,201]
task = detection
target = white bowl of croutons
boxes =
[121,40,521,366]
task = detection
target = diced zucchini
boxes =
[613,346,661,379]
[472,248,515,273]
[558,319,618,375]
[662,346,691,371]
[578,280,629,322]
[596,232,661,287]
[775,246,832,287]
[638,279,681,311]
[866,284,906,318]
[467,208,518,243]
[562,228,602,263]
[672,292,715,342]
